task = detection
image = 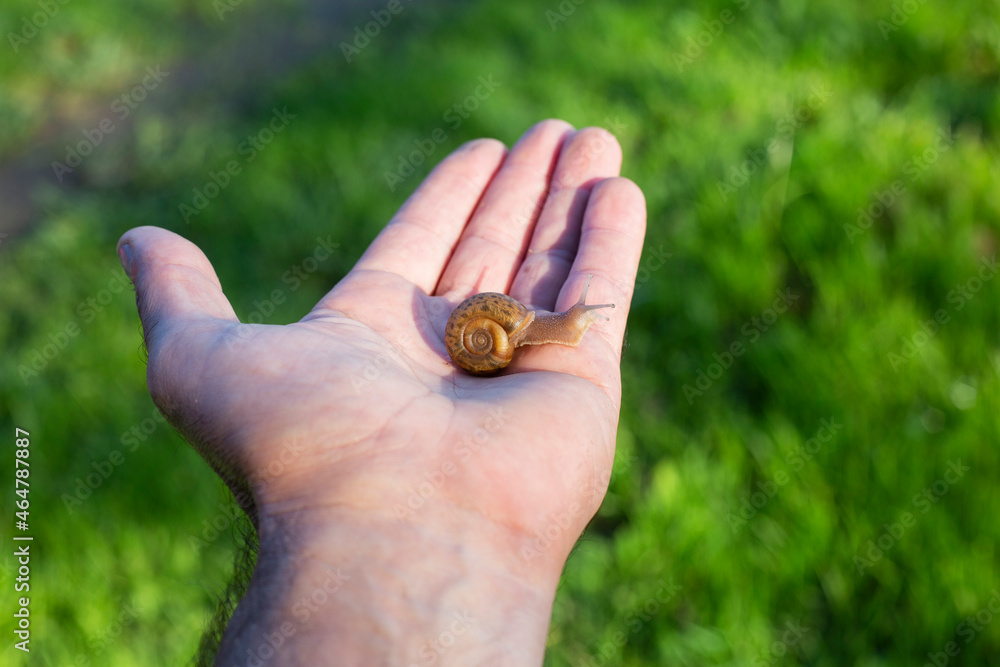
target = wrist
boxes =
[218,505,563,666]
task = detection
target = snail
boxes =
[444,274,614,376]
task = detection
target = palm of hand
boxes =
[121,120,645,562]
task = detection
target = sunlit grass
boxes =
[1,0,999,664]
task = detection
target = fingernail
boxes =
[118,242,134,280]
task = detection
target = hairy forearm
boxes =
[216,509,562,666]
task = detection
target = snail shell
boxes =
[444,275,614,376]
[445,293,535,376]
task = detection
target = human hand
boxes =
[118,119,646,665]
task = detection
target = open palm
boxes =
[119,119,646,575]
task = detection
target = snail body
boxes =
[445,274,614,376]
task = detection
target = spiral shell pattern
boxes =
[445,293,534,375]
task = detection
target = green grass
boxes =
[2,0,1000,664]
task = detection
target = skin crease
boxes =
[117,119,646,665]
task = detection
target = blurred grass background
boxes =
[1,0,1000,664]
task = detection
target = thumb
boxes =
[117,225,239,410]
[119,227,257,514]
[117,225,238,340]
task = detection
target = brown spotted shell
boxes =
[445,293,535,376]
